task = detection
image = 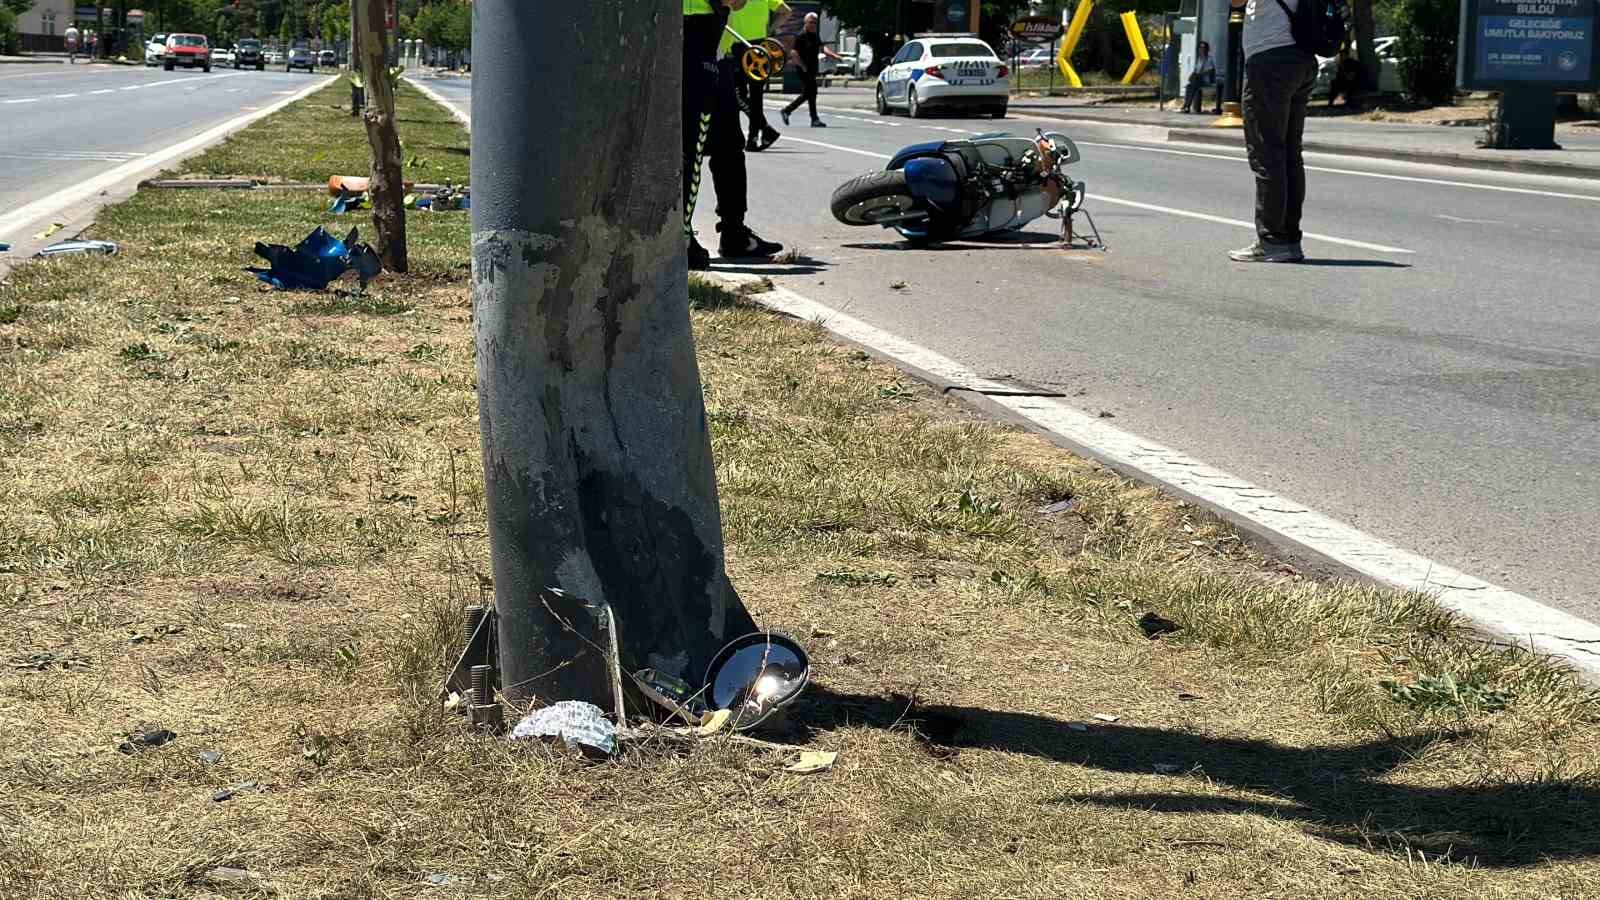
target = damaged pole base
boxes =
[469,701,506,734]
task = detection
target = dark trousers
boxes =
[1243,46,1318,245]
[683,44,749,236]
[783,70,819,121]
[738,74,772,141]
[1183,75,1217,112]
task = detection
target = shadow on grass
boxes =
[796,686,1600,868]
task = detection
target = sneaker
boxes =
[1229,241,1304,263]
[780,109,791,126]
[689,236,711,271]
[717,224,783,259]
[811,119,827,127]
[757,127,781,151]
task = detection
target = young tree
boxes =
[354,0,407,271]
[472,0,758,706]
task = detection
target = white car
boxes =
[1017,47,1054,69]
[144,33,168,66]
[876,36,1010,119]
[212,48,233,65]
[1315,36,1404,97]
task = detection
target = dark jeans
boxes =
[1243,46,1318,245]
[738,73,773,141]
[683,46,749,236]
[784,70,819,121]
[1183,75,1218,113]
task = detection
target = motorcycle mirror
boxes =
[703,632,810,731]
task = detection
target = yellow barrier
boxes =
[1120,12,1151,85]
[1056,0,1093,90]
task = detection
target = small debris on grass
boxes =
[1097,409,1116,418]
[1039,498,1076,514]
[247,226,382,291]
[784,750,837,774]
[1138,612,1182,639]
[1177,692,1202,702]
[509,701,617,757]
[1092,713,1120,723]
[889,280,910,291]
[117,724,176,754]
[422,872,462,887]
[8,651,91,672]
[1154,763,1182,775]
[212,781,259,802]
[33,223,64,240]
[36,240,118,259]
[205,866,253,884]
[195,749,223,766]
[697,709,732,737]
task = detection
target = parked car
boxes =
[163,34,211,72]
[144,33,168,67]
[877,35,1010,119]
[1315,35,1404,97]
[212,48,233,65]
[1017,48,1054,69]
[234,38,265,70]
[318,49,336,67]
[265,50,284,64]
[286,45,315,73]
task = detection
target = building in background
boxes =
[14,0,74,52]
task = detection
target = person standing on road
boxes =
[1182,41,1217,114]
[781,13,841,128]
[65,24,80,64]
[685,0,786,270]
[1229,0,1319,263]
[723,0,791,152]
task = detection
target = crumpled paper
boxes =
[509,701,617,756]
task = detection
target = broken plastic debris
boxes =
[1138,612,1182,639]
[697,709,732,736]
[1092,713,1120,723]
[329,187,367,214]
[35,239,118,259]
[117,724,176,754]
[509,700,617,756]
[246,226,382,291]
[784,750,837,774]
[195,749,223,766]
[705,632,811,731]
[33,223,64,240]
[212,780,258,802]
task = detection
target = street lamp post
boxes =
[1211,6,1245,128]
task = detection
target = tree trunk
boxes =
[355,0,407,272]
[1351,0,1379,97]
[472,0,758,707]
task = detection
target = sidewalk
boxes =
[0,54,64,65]
[819,86,1600,179]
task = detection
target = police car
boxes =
[876,35,1010,119]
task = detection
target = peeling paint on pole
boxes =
[472,1,756,706]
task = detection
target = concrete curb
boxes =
[1170,128,1600,180]
[700,270,1600,685]
[404,75,469,128]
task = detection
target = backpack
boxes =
[1274,0,1348,58]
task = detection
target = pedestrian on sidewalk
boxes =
[1229,0,1318,263]
[685,0,785,270]
[65,25,80,64]
[723,0,791,152]
[781,13,841,128]
[1182,41,1217,114]
[1327,48,1362,110]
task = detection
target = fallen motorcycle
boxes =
[829,130,1102,248]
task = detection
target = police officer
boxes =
[686,0,784,270]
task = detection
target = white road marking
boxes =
[53,93,79,99]
[1436,213,1504,225]
[91,88,116,94]
[0,75,334,243]
[1094,195,1415,254]
[2,97,41,103]
[710,274,1600,683]
[780,135,1415,254]
[0,150,145,162]
[1081,138,1600,204]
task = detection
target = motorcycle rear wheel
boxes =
[831,171,919,226]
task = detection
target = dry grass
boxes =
[2,82,1599,900]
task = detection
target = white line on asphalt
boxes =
[0,75,335,243]
[1093,195,1415,254]
[2,97,40,103]
[780,135,1415,254]
[709,273,1600,683]
[1080,138,1600,204]
[0,151,144,162]
[91,88,115,94]
[53,93,79,98]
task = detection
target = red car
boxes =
[163,34,211,72]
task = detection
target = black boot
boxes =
[689,236,711,271]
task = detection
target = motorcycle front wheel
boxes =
[830,171,920,226]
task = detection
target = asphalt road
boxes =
[0,63,324,237]
[429,75,1600,624]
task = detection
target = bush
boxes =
[1393,0,1461,105]
[0,9,19,57]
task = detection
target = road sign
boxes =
[1457,0,1600,89]
[1012,15,1065,42]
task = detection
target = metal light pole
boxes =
[472,2,758,707]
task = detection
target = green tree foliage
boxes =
[1393,0,1459,105]
[412,0,467,52]
[0,8,18,57]
[2,1,35,14]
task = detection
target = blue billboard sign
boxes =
[1459,0,1600,88]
